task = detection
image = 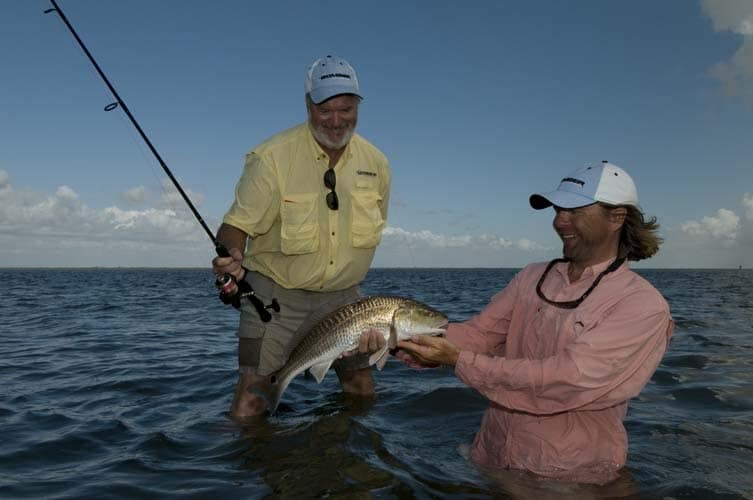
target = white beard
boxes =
[311,125,354,151]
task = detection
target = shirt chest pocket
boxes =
[280,192,320,255]
[536,309,588,354]
[351,190,385,248]
[562,311,596,346]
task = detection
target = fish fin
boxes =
[268,381,284,415]
[374,349,389,371]
[308,360,334,383]
[369,343,390,369]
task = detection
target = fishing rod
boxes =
[45,0,278,321]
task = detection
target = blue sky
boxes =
[1,0,752,268]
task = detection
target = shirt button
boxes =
[329,260,334,265]
[331,231,335,236]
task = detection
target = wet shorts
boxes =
[236,271,370,376]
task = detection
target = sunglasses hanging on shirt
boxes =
[536,257,625,309]
[324,168,339,210]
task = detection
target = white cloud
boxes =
[0,170,212,267]
[649,195,753,268]
[381,226,543,252]
[680,208,739,240]
[383,227,469,248]
[121,185,147,204]
[159,178,205,209]
[703,0,753,35]
[516,238,547,252]
[742,193,753,220]
[0,171,555,268]
[2,168,750,269]
[702,0,753,99]
[375,225,553,267]
[0,179,201,243]
[0,177,89,228]
[119,179,204,209]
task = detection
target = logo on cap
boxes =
[561,177,585,187]
[321,73,352,81]
[305,55,361,104]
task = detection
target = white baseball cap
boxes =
[305,55,361,104]
[529,161,639,210]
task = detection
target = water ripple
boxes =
[2,268,753,498]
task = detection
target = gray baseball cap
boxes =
[305,55,361,104]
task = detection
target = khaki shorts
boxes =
[237,271,370,376]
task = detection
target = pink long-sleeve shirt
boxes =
[446,259,673,484]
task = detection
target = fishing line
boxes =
[108,100,179,214]
[45,0,278,321]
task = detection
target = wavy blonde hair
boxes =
[601,204,663,261]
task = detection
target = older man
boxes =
[398,161,673,484]
[213,55,390,418]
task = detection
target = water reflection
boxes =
[238,395,389,497]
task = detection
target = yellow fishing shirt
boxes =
[223,122,390,292]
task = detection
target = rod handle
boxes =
[214,241,273,322]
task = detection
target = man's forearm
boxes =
[216,223,248,253]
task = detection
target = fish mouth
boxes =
[423,316,448,335]
[423,320,448,336]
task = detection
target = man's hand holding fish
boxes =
[339,328,386,358]
[396,335,459,367]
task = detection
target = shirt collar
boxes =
[305,122,354,166]
[554,256,627,283]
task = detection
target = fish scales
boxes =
[277,296,400,380]
[258,295,448,414]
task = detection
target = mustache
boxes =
[311,124,354,149]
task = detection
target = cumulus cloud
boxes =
[158,178,205,209]
[680,208,739,241]
[1,169,552,268]
[382,226,545,252]
[0,177,200,242]
[703,0,753,35]
[657,197,753,268]
[119,180,204,210]
[516,238,547,252]
[0,170,211,266]
[383,227,472,248]
[742,193,753,220]
[121,185,147,204]
[374,226,554,268]
[702,0,753,100]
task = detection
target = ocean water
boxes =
[0,267,751,499]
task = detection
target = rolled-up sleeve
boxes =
[445,271,524,355]
[455,288,673,415]
[223,152,280,238]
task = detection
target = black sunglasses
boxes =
[324,168,339,210]
[536,257,625,309]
